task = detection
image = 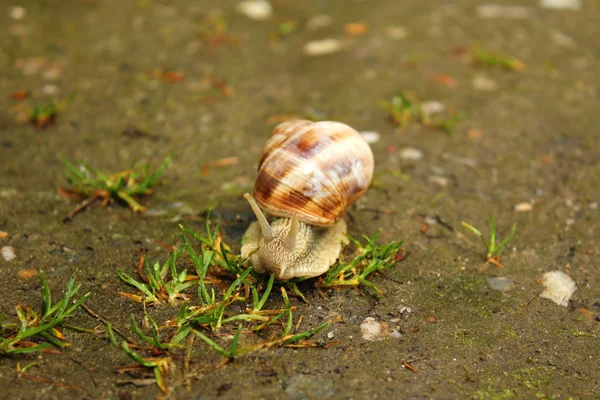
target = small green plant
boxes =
[110,217,400,392]
[323,232,403,294]
[380,91,428,128]
[106,322,173,393]
[269,20,297,42]
[118,249,195,306]
[472,47,524,71]
[461,216,517,268]
[380,92,465,137]
[0,270,89,355]
[29,93,75,128]
[60,155,171,221]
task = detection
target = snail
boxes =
[241,120,374,280]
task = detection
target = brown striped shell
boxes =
[253,120,374,226]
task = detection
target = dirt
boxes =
[1,0,599,399]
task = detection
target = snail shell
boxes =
[241,120,374,280]
[253,120,374,226]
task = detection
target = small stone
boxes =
[472,74,498,91]
[306,14,333,30]
[540,271,577,307]
[398,147,424,162]
[399,306,412,314]
[360,131,380,144]
[303,38,343,56]
[420,101,445,115]
[360,317,381,341]
[429,175,449,187]
[327,331,335,339]
[236,0,273,21]
[539,0,581,10]
[1,246,16,261]
[10,6,27,20]
[477,4,530,19]
[550,30,576,48]
[589,202,598,210]
[486,276,514,291]
[515,202,533,212]
[387,26,408,40]
[42,84,59,95]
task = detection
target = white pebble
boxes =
[399,306,412,314]
[360,317,381,341]
[472,74,498,91]
[398,147,424,162]
[514,202,533,212]
[1,246,16,262]
[429,175,449,187]
[540,271,577,307]
[327,331,335,339]
[236,0,273,21]
[387,26,408,40]
[303,39,342,56]
[420,101,445,116]
[477,4,530,19]
[10,6,27,20]
[42,84,59,96]
[306,14,333,30]
[360,131,380,144]
[539,0,581,10]
[550,30,576,48]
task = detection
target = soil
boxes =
[1,0,599,399]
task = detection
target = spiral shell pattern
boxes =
[253,120,374,226]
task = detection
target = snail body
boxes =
[241,120,374,280]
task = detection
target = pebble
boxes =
[303,39,343,56]
[360,317,381,341]
[327,331,335,339]
[236,0,273,21]
[386,26,408,40]
[477,4,530,19]
[429,175,449,187]
[360,317,401,341]
[540,271,577,307]
[1,246,16,262]
[398,147,424,162]
[550,30,576,48]
[42,84,59,95]
[539,0,581,10]
[486,276,514,291]
[514,202,533,212]
[306,14,333,30]
[10,6,27,20]
[420,101,445,116]
[360,131,380,144]
[472,74,498,91]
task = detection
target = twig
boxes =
[521,291,542,312]
[81,304,136,344]
[63,192,103,223]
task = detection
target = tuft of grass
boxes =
[472,47,524,72]
[322,232,403,294]
[461,216,517,268]
[199,13,239,48]
[110,217,399,392]
[0,270,90,355]
[59,155,171,221]
[380,91,465,137]
[380,91,428,129]
[118,249,195,306]
[29,93,75,129]
[269,20,297,42]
